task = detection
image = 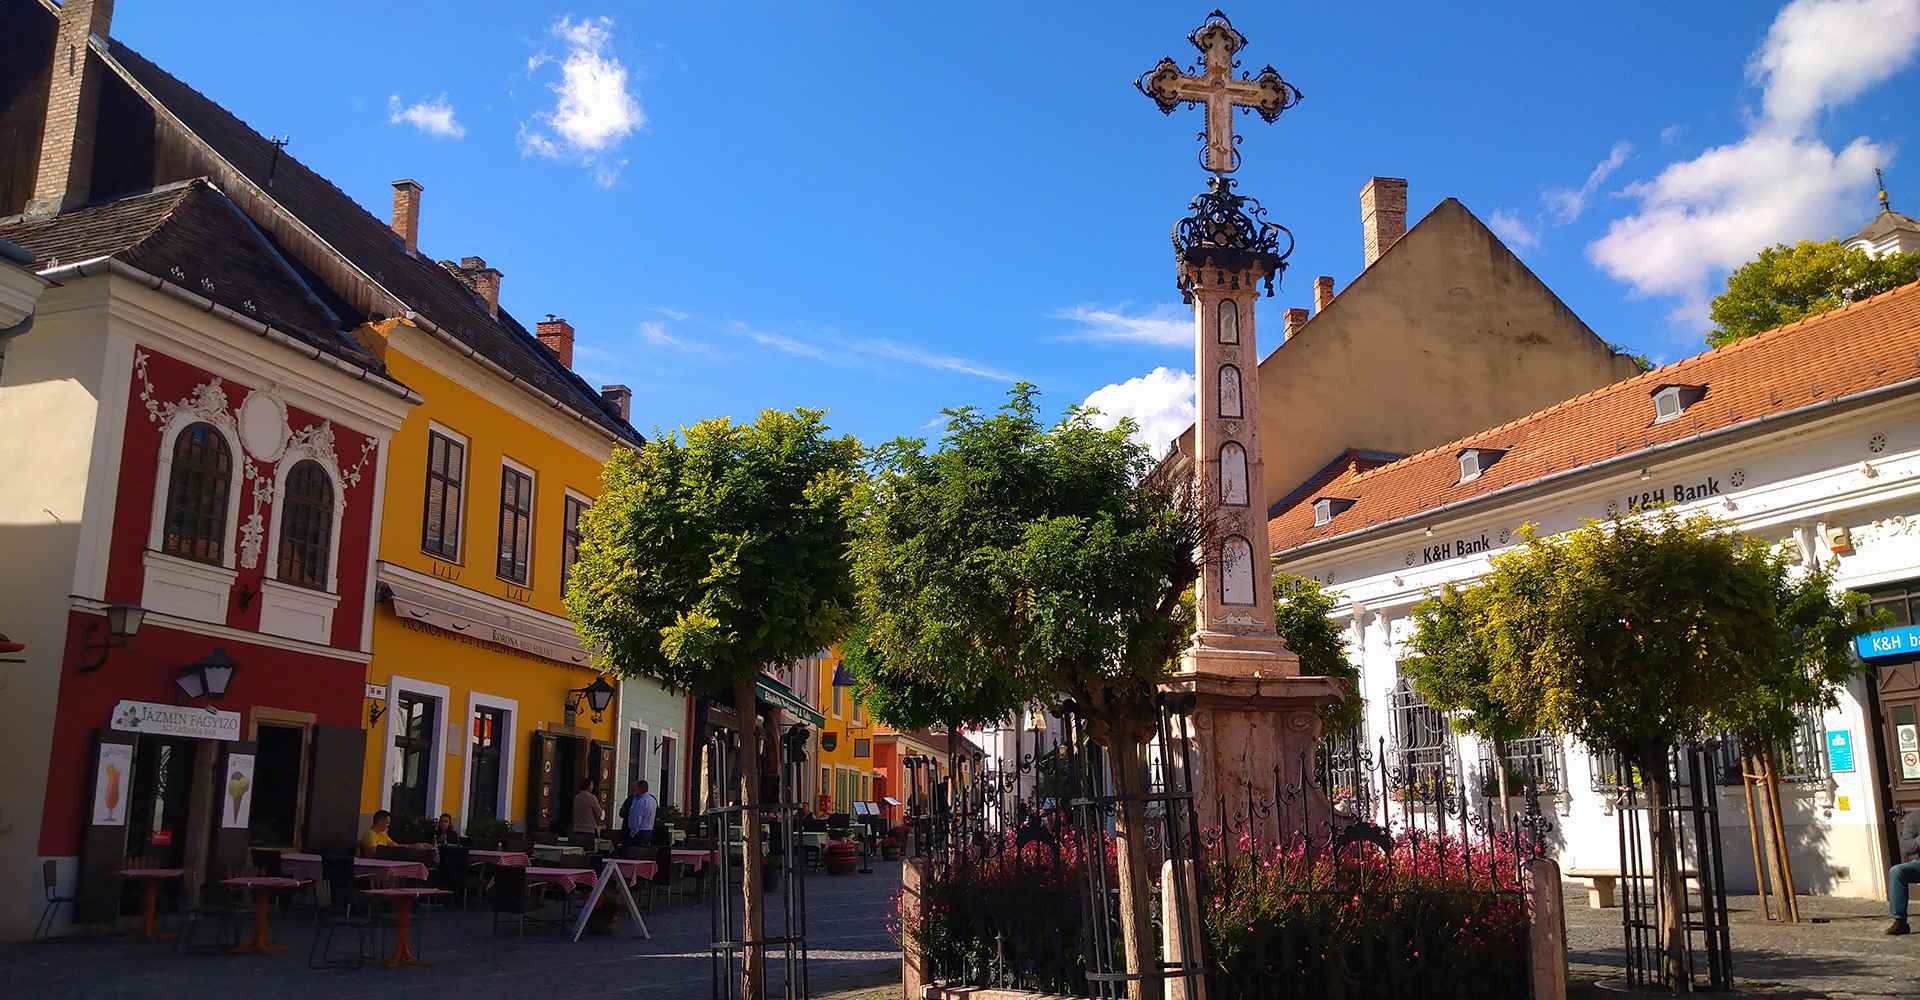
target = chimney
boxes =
[390,179,422,254]
[1313,276,1335,314]
[536,314,575,368]
[455,255,501,318]
[28,0,116,215]
[1360,177,1408,269]
[1282,307,1310,341]
[600,384,632,422]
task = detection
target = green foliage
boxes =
[464,815,511,847]
[387,813,434,845]
[1708,239,1920,347]
[564,409,863,697]
[1411,509,1878,758]
[1606,342,1654,373]
[1271,571,1361,731]
[844,384,1200,737]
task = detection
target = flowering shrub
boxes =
[1204,829,1532,999]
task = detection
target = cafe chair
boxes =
[434,844,481,907]
[32,860,76,942]
[309,855,375,969]
[177,881,242,954]
[489,864,549,942]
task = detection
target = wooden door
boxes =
[527,731,558,837]
[1880,662,1920,857]
[304,725,365,854]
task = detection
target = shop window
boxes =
[276,461,334,589]
[561,494,589,595]
[497,463,534,584]
[162,422,233,564]
[390,693,438,819]
[422,429,465,560]
[469,705,508,821]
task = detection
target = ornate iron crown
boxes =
[1171,175,1294,300]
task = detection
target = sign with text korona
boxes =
[109,700,241,741]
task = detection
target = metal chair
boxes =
[176,881,242,954]
[488,864,548,941]
[32,860,75,941]
[308,855,374,968]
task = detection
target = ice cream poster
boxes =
[222,753,255,829]
[92,743,133,826]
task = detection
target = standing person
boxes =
[1889,807,1920,935]
[572,777,604,842]
[625,780,659,847]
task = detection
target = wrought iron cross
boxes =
[1137,10,1301,174]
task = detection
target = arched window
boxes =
[162,422,233,564]
[277,460,334,589]
[1217,299,1238,344]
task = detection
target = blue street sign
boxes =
[1826,730,1855,774]
[1857,624,1920,660]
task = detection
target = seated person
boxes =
[431,812,460,846]
[358,809,424,856]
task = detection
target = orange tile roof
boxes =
[1269,278,1920,554]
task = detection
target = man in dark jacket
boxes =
[1889,807,1920,935]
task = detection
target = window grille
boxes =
[162,422,232,564]
[1481,733,1565,795]
[1387,677,1451,786]
[277,461,333,589]
[1315,722,1372,815]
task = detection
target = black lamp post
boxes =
[176,647,238,701]
[566,675,615,724]
[78,604,146,673]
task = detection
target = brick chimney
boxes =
[536,314,574,368]
[600,384,632,422]
[390,179,422,254]
[1360,177,1408,269]
[446,255,502,318]
[1313,276,1335,314]
[28,0,116,215]
[1282,307,1310,341]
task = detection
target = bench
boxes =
[1567,868,1700,909]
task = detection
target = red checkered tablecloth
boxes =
[525,867,597,893]
[468,849,532,868]
[610,858,657,883]
[282,853,430,883]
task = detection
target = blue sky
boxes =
[114,1,1920,452]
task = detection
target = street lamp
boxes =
[566,675,615,723]
[78,604,146,673]
[176,647,238,701]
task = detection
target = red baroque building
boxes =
[0,64,418,939]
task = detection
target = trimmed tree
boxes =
[1708,239,1920,347]
[1272,570,1362,733]
[1406,510,1874,990]
[565,409,861,1000]
[844,386,1202,1000]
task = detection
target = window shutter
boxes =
[304,726,365,854]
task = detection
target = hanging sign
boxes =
[1858,625,1920,660]
[222,753,255,829]
[1824,730,1855,774]
[110,700,241,741]
[92,742,133,826]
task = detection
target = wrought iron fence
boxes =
[1614,742,1733,992]
[705,728,810,1000]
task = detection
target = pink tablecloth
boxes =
[670,849,713,872]
[120,868,184,879]
[281,853,430,883]
[610,858,657,884]
[525,866,596,893]
[468,850,531,868]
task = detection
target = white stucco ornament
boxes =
[238,391,290,462]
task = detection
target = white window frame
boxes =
[382,674,451,816]
[656,731,679,809]
[456,691,517,827]
[1653,387,1685,423]
[1458,451,1483,482]
[497,455,537,586]
[1314,499,1333,527]
[561,488,593,597]
[422,421,470,563]
[626,720,650,799]
[265,452,347,593]
[147,412,245,568]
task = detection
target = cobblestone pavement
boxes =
[1,861,904,1000]
[1565,885,1920,998]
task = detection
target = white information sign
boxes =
[1899,723,1920,780]
[110,700,241,741]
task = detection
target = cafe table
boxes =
[608,858,657,884]
[119,868,183,942]
[524,867,596,893]
[362,887,449,967]
[280,853,430,885]
[219,876,308,955]
[669,848,713,872]
[467,849,531,868]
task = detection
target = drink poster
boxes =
[92,743,133,826]
[222,753,256,829]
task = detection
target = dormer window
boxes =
[1313,496,1355,527]
[1456,447,1507,483]
[1651,384,1706,424]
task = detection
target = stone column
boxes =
[1527,857,1570,1000]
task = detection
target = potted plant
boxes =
[879,834,901,861]
[824,835,859,876]
[466,816,511,850]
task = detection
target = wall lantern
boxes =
[566,675,615,723]
[78,604,146,673]
[176,647,238,701]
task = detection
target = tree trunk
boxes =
[1492,736,1513,834]
[734,678,766,1000]
[1752,748,1799,923]
[1110,738,1161,1000]
[1640,743,1691,992]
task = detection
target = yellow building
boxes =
[797,647,880,815]
[353,237,645,840]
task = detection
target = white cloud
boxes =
[520,16,645,187]
[651,306,692,321]
[847,339,1021,382]
[1053,304,1191,348]
[387,94,465,139]
[1543,141,1632,224]
[1750,0,1920,132]
[1588,0,1917,333]
[729,322,1018,382]
[1660,124,1685,144]
[1081,367,1196,458]
[1487,209,1540,250]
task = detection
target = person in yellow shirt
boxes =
[358,809,422,856]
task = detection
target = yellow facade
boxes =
[809,646,880,815]
[358,320,620,837]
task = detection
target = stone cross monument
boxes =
[1137,10,1341,826]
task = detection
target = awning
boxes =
[381,580,592,669]
[756,674,825,727]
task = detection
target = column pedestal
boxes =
[1162,653,1342,836]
